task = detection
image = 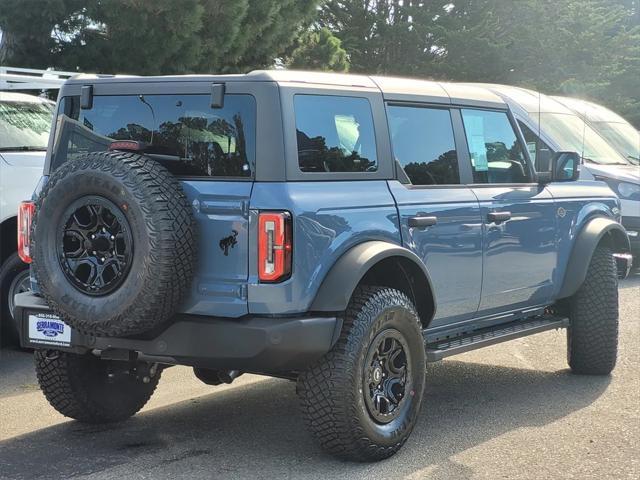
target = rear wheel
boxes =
[0,253,30,345]
[297,286,426,461]
[567,246,619,375]
[35,350,161,423]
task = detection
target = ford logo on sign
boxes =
[37,320,65,338]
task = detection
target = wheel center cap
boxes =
[372,366,383,384]
[91,236,111,252]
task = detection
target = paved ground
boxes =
[1,275,638,480]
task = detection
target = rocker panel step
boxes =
[425,316,569,362]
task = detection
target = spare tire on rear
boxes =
[32,150,196,337]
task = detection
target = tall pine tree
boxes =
[0,0,320,75]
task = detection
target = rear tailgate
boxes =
[180,180,252,317]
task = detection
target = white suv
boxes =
[0,92,54,342]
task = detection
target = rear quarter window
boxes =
[50,94,256,178]
[294,95,378,173]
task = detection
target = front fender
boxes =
[557,216,630,299]
[310,240,435,313]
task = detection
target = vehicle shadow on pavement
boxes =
[0,359,610,480]
[0,347,37,401]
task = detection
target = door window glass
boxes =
[294,95,377,173]
[387,105,460,185]
[461,109,530,184]
[518,121,553,172]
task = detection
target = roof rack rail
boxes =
[0,66,78,91]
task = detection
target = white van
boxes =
[468,85,639,261]
[552,96,639,165]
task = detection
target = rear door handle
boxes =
[408,216,438,228]
[487,211,511,223]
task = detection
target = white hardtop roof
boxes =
[64,69,507,106]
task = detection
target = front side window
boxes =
[0,100,54,151]
[461,109,530,184]
[518,121,553,172]
[51,94,256,177]
[294,95,377,173]
[387,105,459,185]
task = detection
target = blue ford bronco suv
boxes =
[15,71,632,461]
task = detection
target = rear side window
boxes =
[51,94,256,178]
[387,105,460,185]
[294,95,377,173]
[461,109,530,184]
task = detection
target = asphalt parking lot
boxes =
[1,274,638,480]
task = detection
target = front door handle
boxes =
[408,216,438,228]
[487,211,511,223]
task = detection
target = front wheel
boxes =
[567,246,619,375]
[35,350,161,423]
[297,286,426,461]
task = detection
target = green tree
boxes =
[288,27,349,71]
[317,0,453,75]
[0,0,84,66]
[59,0,204,75]
[1,0,320,75]
[318,0,640,127]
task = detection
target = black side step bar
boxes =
[425,316,569,362]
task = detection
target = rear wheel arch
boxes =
[310,241,436,327]
[558,216,629,299]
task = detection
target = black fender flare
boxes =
[310,240,436,315]
[558,216,630,299]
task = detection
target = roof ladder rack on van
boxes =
[0,66,78,91]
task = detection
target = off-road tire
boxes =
[568,246,619,375]
[35,349,160,423]
[297,286,426,462]
[0,253,30,345]
[31,151,196,337]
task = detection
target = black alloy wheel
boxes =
[363,329,411,424]
[58,196,133,296]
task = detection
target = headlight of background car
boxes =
[617,181,640,200]
[595,176,640,201]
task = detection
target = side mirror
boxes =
[552,151,580,181]
[538,151,580,183]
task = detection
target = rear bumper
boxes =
[15,293,341,373]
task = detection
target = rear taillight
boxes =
[18,201,36,264]
[258,211,292,283]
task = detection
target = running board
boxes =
[425,316,569,362]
